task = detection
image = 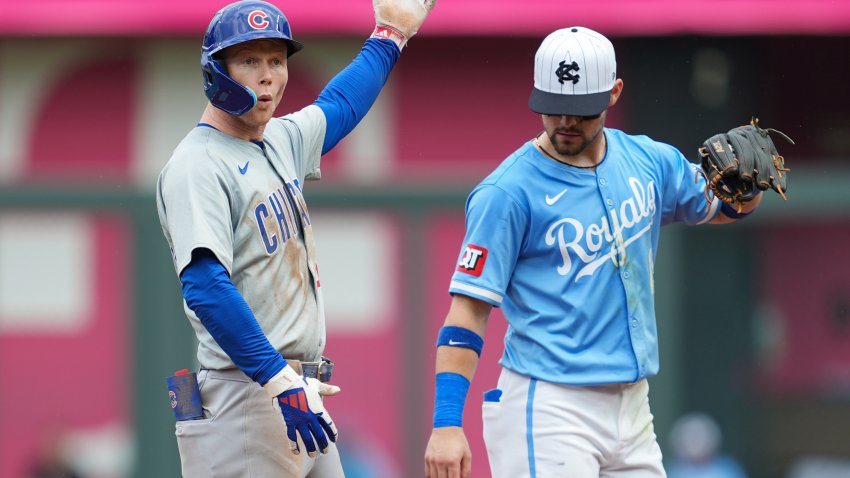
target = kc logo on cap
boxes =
[556,61,581,85]
[529,27,617,117]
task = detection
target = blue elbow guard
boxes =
[436,325,484,356]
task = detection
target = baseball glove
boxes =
[699,118,794,211]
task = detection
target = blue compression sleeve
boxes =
[315,38,400,154]
[180,250,287,385]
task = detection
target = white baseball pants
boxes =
[482,367,666,478]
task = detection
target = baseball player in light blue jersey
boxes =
[425,27,766,478]
[156,1,435,476]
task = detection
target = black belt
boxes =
[201,356,335,383]
[296,356,334,383]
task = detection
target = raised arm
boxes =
[315,0,436,154]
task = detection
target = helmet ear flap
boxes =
[202,57,257,116]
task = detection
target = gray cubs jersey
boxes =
[156,105,327,369]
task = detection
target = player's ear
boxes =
[608,79,623,108]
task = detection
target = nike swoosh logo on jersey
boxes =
[239,161,250,175]
[448,340,469,346]
[545,188,568,206]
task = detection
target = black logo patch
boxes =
[556,61,580,85]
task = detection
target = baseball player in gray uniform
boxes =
[424,27,789,478]
[156,0,435,476]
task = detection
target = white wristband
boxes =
[371,25,407,51]
[262,364,301,398]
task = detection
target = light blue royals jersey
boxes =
[449,128,720,385]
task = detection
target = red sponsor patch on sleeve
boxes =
[457,244,488,277]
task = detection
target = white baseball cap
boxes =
[529,27,617,116]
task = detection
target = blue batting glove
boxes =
[277,381,338,457]
[264,365,339,457]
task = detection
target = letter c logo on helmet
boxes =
[247,10,270,30]
[200,0,304,116]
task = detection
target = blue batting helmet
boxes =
[201,0,303,116]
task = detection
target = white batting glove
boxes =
[306,377,342,397]
[372,0,437,50]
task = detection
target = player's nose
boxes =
[258,62,274,85]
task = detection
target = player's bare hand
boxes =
[424,427,472,478]
[374,0,437,40]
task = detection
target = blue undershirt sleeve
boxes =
[315,38,401,155]
[180,249,287,385]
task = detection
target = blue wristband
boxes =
[436,326,484,356]
[720,201,755,219]
[433,372,470,428]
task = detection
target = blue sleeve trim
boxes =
[433,372,470,428]
[436,325,484,356]
[449,280,504,307]
[180,249,287,385]
[315,38,400,155]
